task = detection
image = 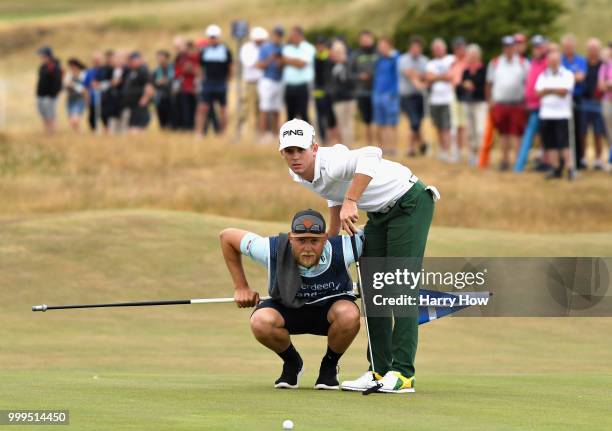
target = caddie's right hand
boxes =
[234,286,260,308]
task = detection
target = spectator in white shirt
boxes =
[281,27,315,122]
[425,38,455,161]
[535,47,576,180]
[239,27,268,136]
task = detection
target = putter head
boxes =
[32,304,47,312]
[362,381,383,395]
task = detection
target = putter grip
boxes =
[350,234,359,264]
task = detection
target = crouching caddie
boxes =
[219,209,363,390]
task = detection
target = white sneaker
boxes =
[377,371,416,393]
[340,371,381,392]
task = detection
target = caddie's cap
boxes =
[278,118,316,151]
[291,209,326,237]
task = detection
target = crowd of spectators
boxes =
[35,26,612,177]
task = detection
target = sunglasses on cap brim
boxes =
[292,223,325,236]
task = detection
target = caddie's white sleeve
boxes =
[342,230,365,267]
[239,232,270,268]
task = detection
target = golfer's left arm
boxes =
[329,146,381,235]
[341,174,373,234]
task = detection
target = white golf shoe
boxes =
[340,371,382,392]
[376,371,415,393]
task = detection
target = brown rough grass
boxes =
[1,130,611,233]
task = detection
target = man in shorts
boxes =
[372,37,400,153]
[219,209,362,390]
[486,35,530,170]
[36,46,63,134]
[120,52,154,133]
[195,24,233,136]
[536,47,575,179]
[426,38,455,161]
[256,26,285,139]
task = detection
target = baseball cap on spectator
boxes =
[501,35,515,46]
[273,25,285,36]
[250,26,268,41]
[128,51,141,60]
[452,36,466,47]
[531,35,548,46]
[315,35,328,46]
[514,33,527,43]
[37,46,53,57]
[206,24,222,38]
[278,119,316,151]
[291,209,327,237]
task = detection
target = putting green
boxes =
[2,210,611,430]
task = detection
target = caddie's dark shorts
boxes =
[253,295,357,336]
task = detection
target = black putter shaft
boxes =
[32,299,191,312]
[349,233,383,395]
[31,296,275,312]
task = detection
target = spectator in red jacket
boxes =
[173,40,200,130]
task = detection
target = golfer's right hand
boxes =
[234,287,260,308]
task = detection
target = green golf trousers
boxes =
[363,180,435,377]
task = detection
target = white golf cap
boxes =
[278,119,316,151]
[205,24,222,38]
[250,26,268,41]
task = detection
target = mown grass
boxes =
[1,210,611,430]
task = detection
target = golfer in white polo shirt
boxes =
[278,118,439,393]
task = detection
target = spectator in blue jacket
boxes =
[372,36,400,154]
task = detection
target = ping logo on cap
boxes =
[282,129,304,137]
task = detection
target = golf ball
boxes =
[282,419,294,429]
